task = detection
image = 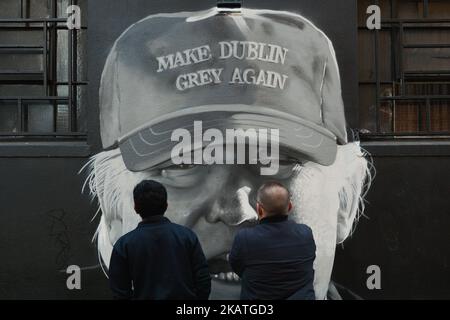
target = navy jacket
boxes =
[229,215,316,300]
[109,215,211,300]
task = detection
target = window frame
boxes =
[357,0,450,151]
[0,0,89,157]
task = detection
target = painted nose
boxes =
[206,185,258,226]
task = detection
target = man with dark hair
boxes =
[108,180,211,300]
[229,181,316,300]
[133,180,168,217]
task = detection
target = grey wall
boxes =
[333,156,450,299]
[0,159,109,299]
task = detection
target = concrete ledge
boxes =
[361,140,450,157]
[0,141,91,158]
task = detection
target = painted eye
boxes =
[157,164,207,188]
[164,164,196,170]
[160,164,200,177]
[265,160,299,180]
[277,162,297,176]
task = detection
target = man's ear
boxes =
[287,201,293,213]
[134,202,141,214]
[256,203,264,218]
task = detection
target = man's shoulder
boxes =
[112,228,136,254]
[168,221,198,238]
[291,222,315,245]
[235,226,252,238]
[113,220,198,250]
[136,219,197,238]
[114,226,139,244]
[293,222,313,233]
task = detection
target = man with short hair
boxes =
[229,181,316,300]
[108,180,211,300]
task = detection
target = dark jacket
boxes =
[229,215,316,300]
[109,215,211,300]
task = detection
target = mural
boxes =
[82,7,373,299]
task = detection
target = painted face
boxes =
[86,143,370,300]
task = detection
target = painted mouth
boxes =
[208,253,240,283]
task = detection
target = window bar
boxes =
[0,132,87,137]
[390,0,398,133]
[24,0,30,28]
[381,95,450,100]
[375,31,381,132]
[71,0,78,133]
[68,30,73,133]
[51,0,58,132]
[404,44,450,49]
[1,97,69,102]
[418,101,423,131]
[20,0,24,18]
[43,22,48,96]
[359,131,449,137]
[67,0,75,132]
[423,0,429,18]
[17,98,23,132]
[374,38,381,131]
[399,22,405,96]
[390,0,398,81]
[56,81,87,86]
[425,98,431,132]
[23,102,28,132]
[392,87,397,132]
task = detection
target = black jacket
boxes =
[229,215,316,300]
[109,215,211,300]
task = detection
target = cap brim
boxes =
[118,105,337,171]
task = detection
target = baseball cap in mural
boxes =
[99,7,348,171]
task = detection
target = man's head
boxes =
[133,180,168,219]
[256,181,293,219]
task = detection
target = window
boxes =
[358,0,450,139]
[0,0,87,141]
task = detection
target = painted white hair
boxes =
[80,142,374,276]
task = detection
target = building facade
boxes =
[0,0,449,299]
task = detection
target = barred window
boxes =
[0,0,87,141]
[358,0,450,139]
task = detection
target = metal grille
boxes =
[358,0,450,139]
[0,0,87,140]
